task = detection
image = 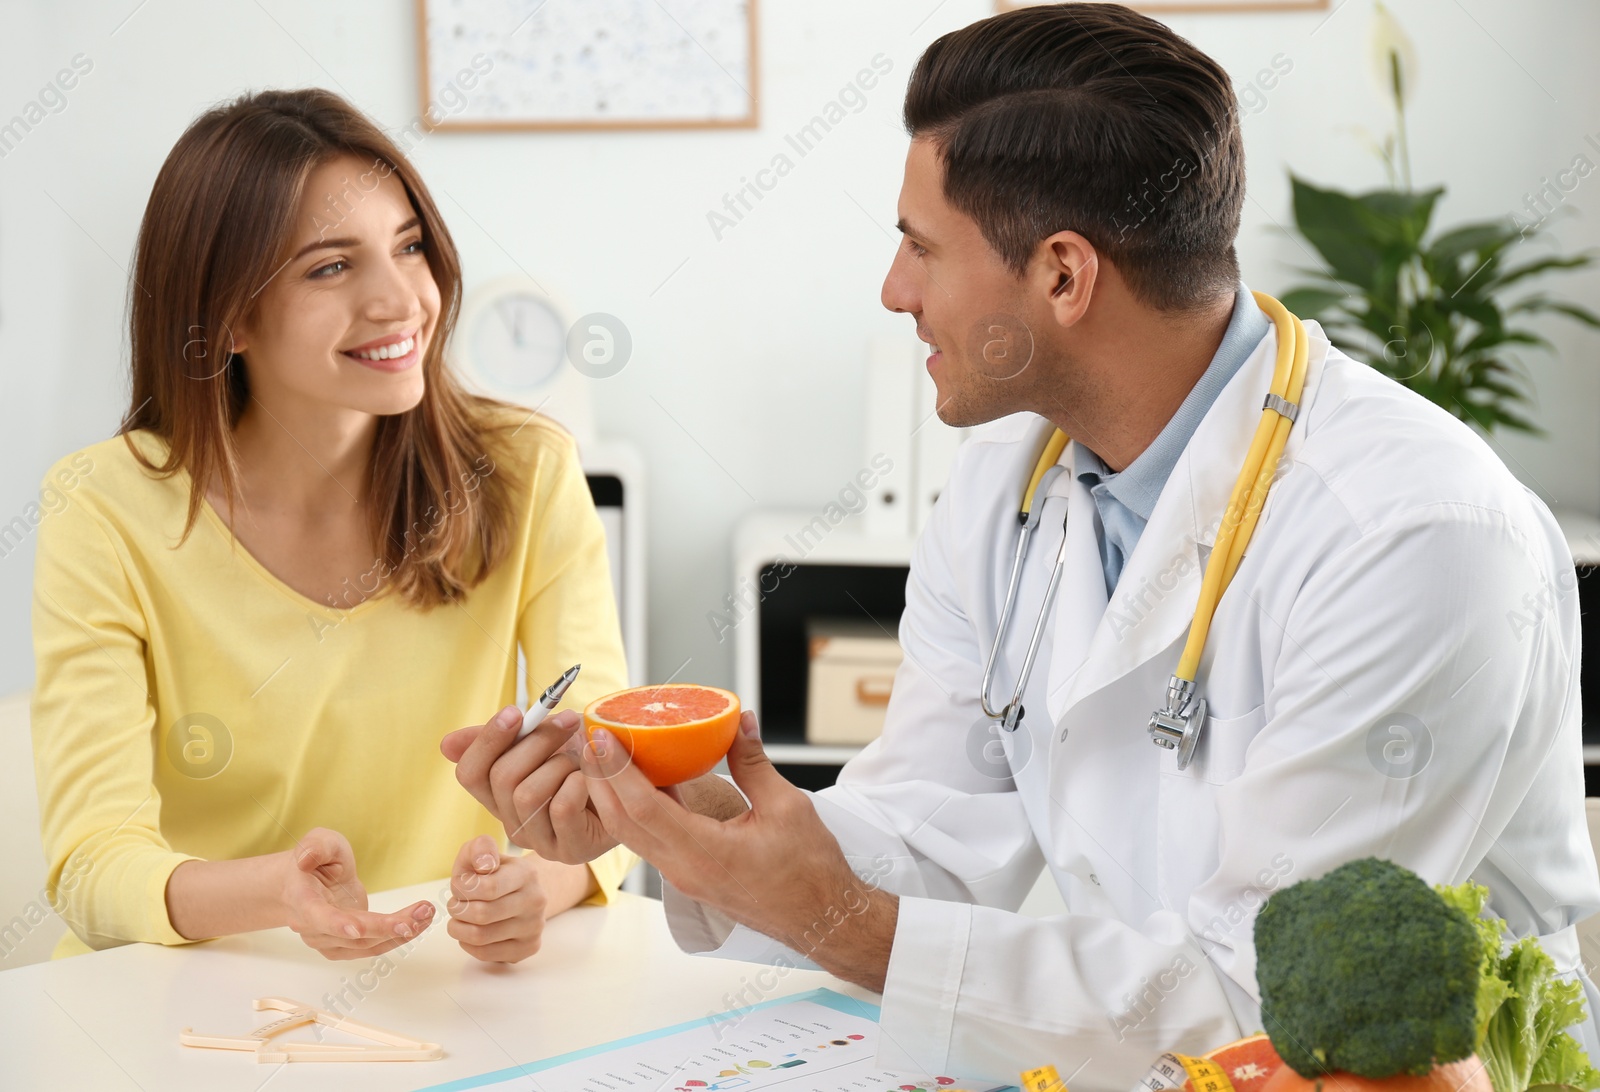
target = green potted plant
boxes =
[1279,2,1598,434]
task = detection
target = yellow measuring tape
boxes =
[1020,1064,1070,1092]
[1133,1052,1239,1092]
[1019,1051,1240,1092]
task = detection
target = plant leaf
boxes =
[1430,221,1518,263]
[1284,164,1597,437]
[1486,255,1597,293]
[1291,176,1395,291]
[1510,297,1600,328]
[1278,286,1351,320]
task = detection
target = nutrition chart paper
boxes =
[415,988,1011,1092]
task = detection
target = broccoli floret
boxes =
[1253,857,1481,1079]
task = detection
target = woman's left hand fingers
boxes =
[450,840,522,903]
[448,896,547,961]
[455,935,543,964]
[447,911,539,946]
[450,883,538,925]
[449,854,546,930]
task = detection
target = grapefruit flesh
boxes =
[1193,1034,1285,1092]
[584,684,741,786]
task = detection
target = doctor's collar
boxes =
[1074,284,1268,523]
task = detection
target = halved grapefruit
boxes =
[584,684,741,786]
[1188,1034,1286,1092]
[1257,1055,1490,1092]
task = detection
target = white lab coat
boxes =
[666,319,1600,1088]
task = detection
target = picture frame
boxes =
[997,0,1327,13]
[416,0,760,133]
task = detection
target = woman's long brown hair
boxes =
[123,88,519,609]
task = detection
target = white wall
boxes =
[0,0,1596,698]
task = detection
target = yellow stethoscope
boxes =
[978,291,1309,770]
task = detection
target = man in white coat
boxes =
[445,3,1600,1085]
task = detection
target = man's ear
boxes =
[1038,231,1098,329]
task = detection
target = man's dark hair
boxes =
[904,3,1244,311]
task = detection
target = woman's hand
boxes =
[445,834,551,963]
[280,828,435,960]
[442,708,619,864]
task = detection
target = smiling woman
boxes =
[124,91,496,606]
[29,88,635,963]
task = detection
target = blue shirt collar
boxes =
[1075,285,1270,521]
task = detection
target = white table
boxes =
[0,883,870,1091]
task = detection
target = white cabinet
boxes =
[730,512,913,784]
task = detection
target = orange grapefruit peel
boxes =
[583,684,741,786]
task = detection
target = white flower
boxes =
[1369,1,1418,111]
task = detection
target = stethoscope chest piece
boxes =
[1147,675,1206,771]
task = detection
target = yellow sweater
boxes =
[31,416,634,955]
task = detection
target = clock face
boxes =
[471,292,566,392]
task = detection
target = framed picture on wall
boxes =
[417,0,759,132]
[997,0,1327,12]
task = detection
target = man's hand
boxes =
[579,712,899,991]
[445,834,550,963]
[442,707,618,864]
[280,828,435,960]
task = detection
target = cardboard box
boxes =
[805,620,903,745]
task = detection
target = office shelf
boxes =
[1553,513,1600,797]
[731,512,911,784]
[728,512,1600,787]
[1558,510,1600,567]
[764,742,866,766]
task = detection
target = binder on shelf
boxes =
[863,335,916,539]
[911,349,968,534]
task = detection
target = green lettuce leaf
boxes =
[1531,1033,1600,1091]
[1437,882,1600,1092]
